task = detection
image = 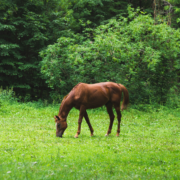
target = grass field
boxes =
[0,100,180,180]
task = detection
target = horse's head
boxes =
[54,115,67,137]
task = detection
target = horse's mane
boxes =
[59,94,68,114]
[62,94,68,101]
[59,83,82,114]
[72,82,82,91]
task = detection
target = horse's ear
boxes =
[54,116,60,120]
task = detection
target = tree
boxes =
[0,0,73,99]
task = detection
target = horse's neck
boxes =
[58,96,73,119]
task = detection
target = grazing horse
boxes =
[54,82,129,138]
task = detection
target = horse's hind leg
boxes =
[114,105,121,137]
[105,103,115,136]
[84,111,94,136]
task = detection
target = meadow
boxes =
[0,100,180,180]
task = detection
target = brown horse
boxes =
[54,82,129,138]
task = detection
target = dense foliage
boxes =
[40,6,180,104]
[0,0,73,99]
[0,0,180,104]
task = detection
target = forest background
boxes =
[0,0,180,107]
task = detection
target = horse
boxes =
[54,82,129,138]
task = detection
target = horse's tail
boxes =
[119,84,129,111]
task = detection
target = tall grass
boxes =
[0,89,179,179]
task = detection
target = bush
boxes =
[165,86,180,108]
[40,6,180,104]
[0,87,16,101]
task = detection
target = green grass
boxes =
[0,100,180,180]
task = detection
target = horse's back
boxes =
[71,82,122,109]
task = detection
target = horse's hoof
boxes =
[105,134,109,136]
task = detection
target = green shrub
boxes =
[40,6,180,104]
[0,87,16,101]
[165,86,180,108]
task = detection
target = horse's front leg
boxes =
[74,106,86,138]
[84,111,94,136]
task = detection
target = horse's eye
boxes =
[57,123,61,128]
